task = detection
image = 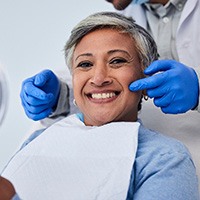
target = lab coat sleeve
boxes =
[49,80,70,118]
[26,78,78,133]
[37,80,70,129]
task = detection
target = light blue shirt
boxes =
[14,114,199,199]
[128,125,199,199]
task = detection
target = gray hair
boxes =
[64,12,159,72]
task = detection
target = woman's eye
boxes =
[109,58,128,67]
[77,61,92,68]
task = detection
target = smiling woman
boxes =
[1,12,199,200]
[72,28,143,126]
[65,12,158,126]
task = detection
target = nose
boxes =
[90,65,112,87]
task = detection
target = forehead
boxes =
[73,28,137,56]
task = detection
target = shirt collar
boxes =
[171,0,187,11]
[144,0,187,16]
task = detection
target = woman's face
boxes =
[72,28,143,126]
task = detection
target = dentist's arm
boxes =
[129,60,199,114]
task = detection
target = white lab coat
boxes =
[122,0,200,185]
[122,0,200,68]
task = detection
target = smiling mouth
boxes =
[87,91,120,100]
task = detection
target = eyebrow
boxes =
[75,49,131,61]
[107,49,131,57]
[75,53,92,61]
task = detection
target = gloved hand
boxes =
[129,60,199,114]
[20,69,60,120]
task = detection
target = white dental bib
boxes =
[2,114,139,200]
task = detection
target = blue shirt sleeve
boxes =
[20,128,46,150]
[128,125,199,200]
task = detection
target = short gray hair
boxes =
[64,12,159,71]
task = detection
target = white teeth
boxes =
[91,92,116,99]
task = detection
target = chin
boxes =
[113,4,129,10]
[87,116,113,127]
[114,0,132,10]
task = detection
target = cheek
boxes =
[72,73,88,99]
[126,87,141,99]
[120,69,142,87]
[72,74,82,97]
[120,69,142,102]
[126,90,142,113]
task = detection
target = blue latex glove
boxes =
[129,60,199,114]
[20,69,60,120]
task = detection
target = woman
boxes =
[1,12,199,199]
